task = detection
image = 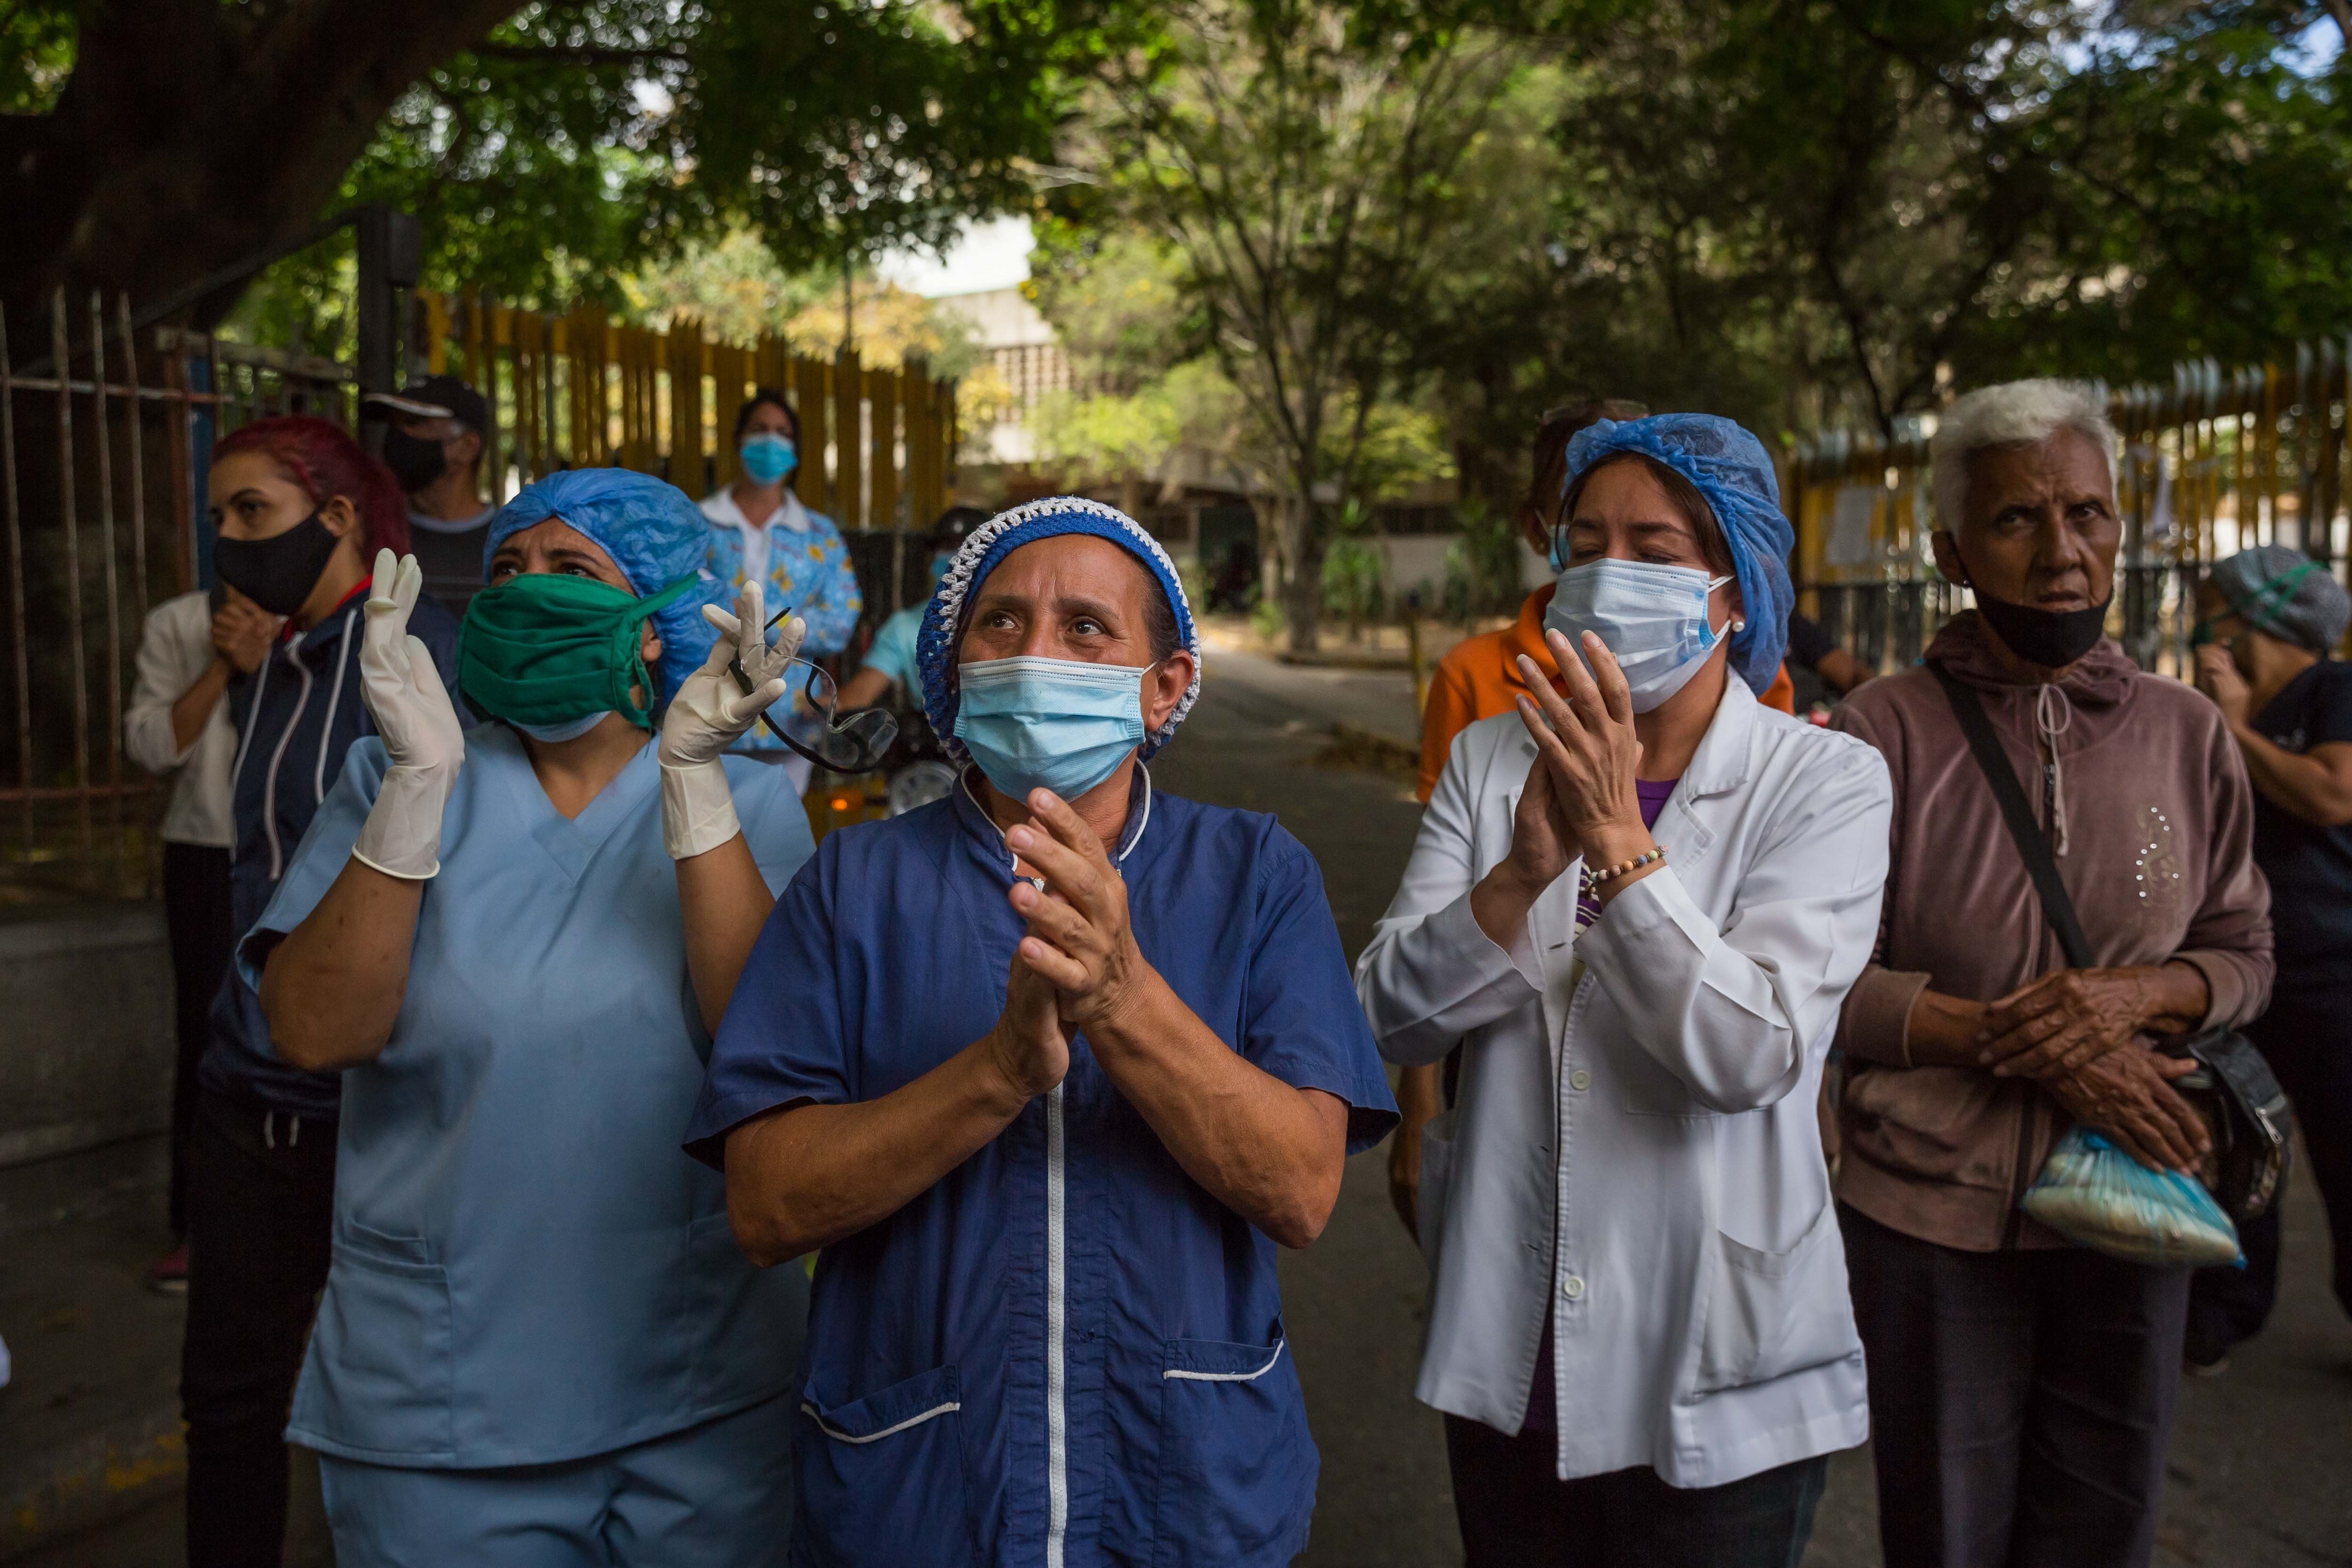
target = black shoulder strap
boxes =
[1928,661,2094,970]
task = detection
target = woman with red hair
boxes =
[180,414,461,1568]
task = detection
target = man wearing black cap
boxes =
[363,374,494,612]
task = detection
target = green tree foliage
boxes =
[1977,3,2352,381]
[1064,0,1536,650]
[1,0,1134,337]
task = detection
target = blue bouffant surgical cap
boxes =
[917,496,1203,763]
[1561,414,1795,696]
[482,468,726,704]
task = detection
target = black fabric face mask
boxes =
[1970,583,2112,669]
[1948,538,2113,669]
[213,509,344,617]
[379,426,449,493]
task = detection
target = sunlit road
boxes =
[1167,644,2352,1568]
[26,643,2349,1566]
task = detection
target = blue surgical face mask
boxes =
[1543,558,1737,713]
[512,711,612,743]
[928,550,955,584]
[954,655,1155,802]
[739,432,796,485]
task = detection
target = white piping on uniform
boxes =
[227,646,272,788]
[313,605,356,804]
[259,654,316,881]
[1117,766,1152,863]
[952,759,1149,1568]
[1165,1339,1287,1382]
[1045,1080,1069,1568]
[800,1400,962,1444]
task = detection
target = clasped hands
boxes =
[1972,963,2213,1172]
[984,788,1156,1106]
[1471,627,1655,947]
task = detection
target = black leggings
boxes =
[181,1091,334,1568]
[2186,986,2352,1361]
[162,841,233,1237]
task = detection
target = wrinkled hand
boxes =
[1977,965,2195,1079]
[2041,1047,2210,1173]
[658,581,805,771]
[986,942,1072,1105]
[358,551,464,780]
[351,550,464,880]
[210,596,278,675]
[1388,1070,1443,1243]
[1003,788,1151,1033]
[2195,646,2252,727]
[1515,627,1648,869]
[1496,741,1580,896]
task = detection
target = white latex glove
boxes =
[658,580,806,860]
[351,549,465,879]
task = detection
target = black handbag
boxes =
[1930,662,2291,1224]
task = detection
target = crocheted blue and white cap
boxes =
[917,496,1204,763]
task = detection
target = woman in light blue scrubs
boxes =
[243,468,815,1566]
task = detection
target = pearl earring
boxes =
[1731,619,1746,632]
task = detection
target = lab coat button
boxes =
[1568,1070,1592,1092]
[1562,1275,1585,1301]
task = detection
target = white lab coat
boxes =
[1354,673,1890,1488]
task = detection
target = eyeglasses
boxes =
[729,608,899,773]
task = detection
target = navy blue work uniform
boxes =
[686,771,1399,1568]
[204,582,463,1117]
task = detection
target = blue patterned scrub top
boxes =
[700,486,864,751]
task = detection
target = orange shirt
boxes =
[1415,586,1794,803]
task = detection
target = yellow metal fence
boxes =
[1787,342,2352,677]
[415,291,959,529]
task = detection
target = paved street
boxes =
[1165,646,2352,1568]
[8,645,2348,1565]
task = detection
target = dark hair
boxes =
[1525,398,1649,524]
[214,415,410,556]
[1560,452,1734,576]
[734,387,797,442]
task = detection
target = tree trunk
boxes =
[1280,486,1324,655]
[0,0,515,334]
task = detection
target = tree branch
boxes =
[468,42,691,67]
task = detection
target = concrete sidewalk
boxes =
[0,1135,328,1566]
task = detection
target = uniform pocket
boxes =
[1415,1111,1456,1269]
[1613,1036,1719,1117]
[1153,1329,1318,1567]
[310,1224,454,1455]
[794,1364,971,1566]
[1693,1202,1858,1394]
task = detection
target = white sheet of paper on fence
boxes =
[1826,485,1880,567]
[2147,453,2174,541]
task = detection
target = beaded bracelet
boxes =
[1581,844,1666,893]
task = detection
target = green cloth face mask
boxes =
[458,571,697,732]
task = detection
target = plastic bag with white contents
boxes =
[2019,1126,2242,1267]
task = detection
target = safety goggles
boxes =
[730,608,898,773]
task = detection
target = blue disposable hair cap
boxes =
[482,468,729,704]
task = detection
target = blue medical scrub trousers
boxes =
[318,1390,795,1567]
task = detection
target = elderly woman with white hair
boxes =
[1356,414,1893,1566]
[1830,379,2273,1568]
